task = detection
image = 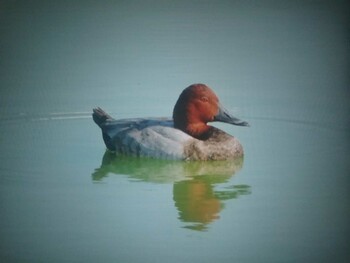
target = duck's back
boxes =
[94,111,192,159]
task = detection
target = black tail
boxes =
[92,107,114,128]
[92,107,116,151]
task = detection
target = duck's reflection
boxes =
[92,151,251,231]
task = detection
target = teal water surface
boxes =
[1,1,349,263]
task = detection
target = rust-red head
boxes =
[173,84,248,139]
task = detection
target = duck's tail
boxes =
[92,107,116,151]
[92,107,114,128]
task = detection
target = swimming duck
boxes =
[93,84,249,161]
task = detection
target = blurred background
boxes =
[0,1,349,262]
[1,0,348,119]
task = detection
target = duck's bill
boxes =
[213,104,249,127]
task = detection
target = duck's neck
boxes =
[173,111,212,140]
[185,123,213,140]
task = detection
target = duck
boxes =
[92,83,249,161]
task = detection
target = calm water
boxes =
[1,1,349,262]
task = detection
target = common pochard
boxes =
[93,84,248,160]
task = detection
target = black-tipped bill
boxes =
[213,104,249,127]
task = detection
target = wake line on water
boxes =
[0,112,93,123]
[247,115,349,133]
[1,112,348,133]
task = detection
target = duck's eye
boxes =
[200,96,209,102]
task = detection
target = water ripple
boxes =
[246,115,349,133]
[0,112,92,123]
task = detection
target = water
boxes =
[1,1,349,262]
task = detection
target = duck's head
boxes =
[173,84,249,140]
